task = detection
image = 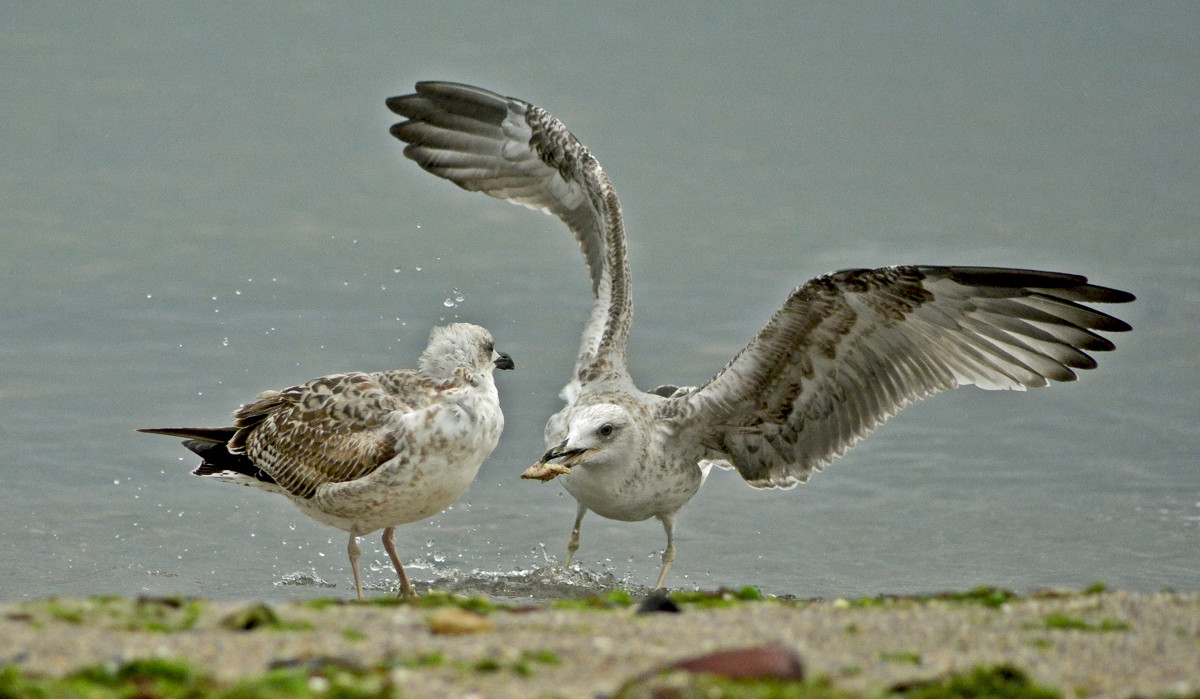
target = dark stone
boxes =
[636,591,680,614]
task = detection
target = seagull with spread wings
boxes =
[387,82,1134,589]
[141,323,514,600]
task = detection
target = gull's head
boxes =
[420,323,514,381]
[536,403,637,474]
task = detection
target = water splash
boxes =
[397,549,652,603]
[275,569,336,589]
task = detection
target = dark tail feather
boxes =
[137,426,238,443]
[140,427,279,488]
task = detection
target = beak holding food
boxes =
[519,439,588,482]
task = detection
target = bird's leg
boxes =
[347,531,364,602]
[382,526,416,598]
[653,512,678,590]
[565,503,587,568]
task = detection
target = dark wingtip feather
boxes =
[926,266,1135,304]
[138,426,237,443]
[402,81,510,123]
[1050,284,1136,306]
[933,266,1088,289]
[384,95,406,114]
[183,440,279,487]
[1086,286,1135,304]
[1091,314,1132,333]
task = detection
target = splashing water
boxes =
[275,569,336,589]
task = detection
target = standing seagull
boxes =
[140,323,514,600]
[387,82,1134,589]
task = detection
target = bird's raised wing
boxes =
[387,81,632,392]
[229,372,420,499]
[657,266,1134,489]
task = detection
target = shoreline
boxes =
[2,588,1198,698]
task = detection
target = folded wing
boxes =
[228,372,414,498]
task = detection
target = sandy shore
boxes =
[2,589,1198,697]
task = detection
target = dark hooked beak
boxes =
[521,438,587,481]
[494,352,515,371]
[540,439,586,464]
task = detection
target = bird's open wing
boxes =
[229,372,418,499]
[387,81,632,393]
[657,266,1134,489]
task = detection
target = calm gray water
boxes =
[3,4,1196,603]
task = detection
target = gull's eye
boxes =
[483,341,494,353]
[598,423,614,437]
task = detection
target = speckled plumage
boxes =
[141,323,513,599]
[388,81,1134,588]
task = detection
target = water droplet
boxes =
[425,539,434,548]
[113,479,121,485]
[221,338,229,347]
[235,290,242,295]
[443,298,456,307]
[414,266,422,272]
[145,293,152,299]
[288,523,296,531]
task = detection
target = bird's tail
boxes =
[138,426,280,489]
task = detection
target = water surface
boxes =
[2,4,1196,602]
